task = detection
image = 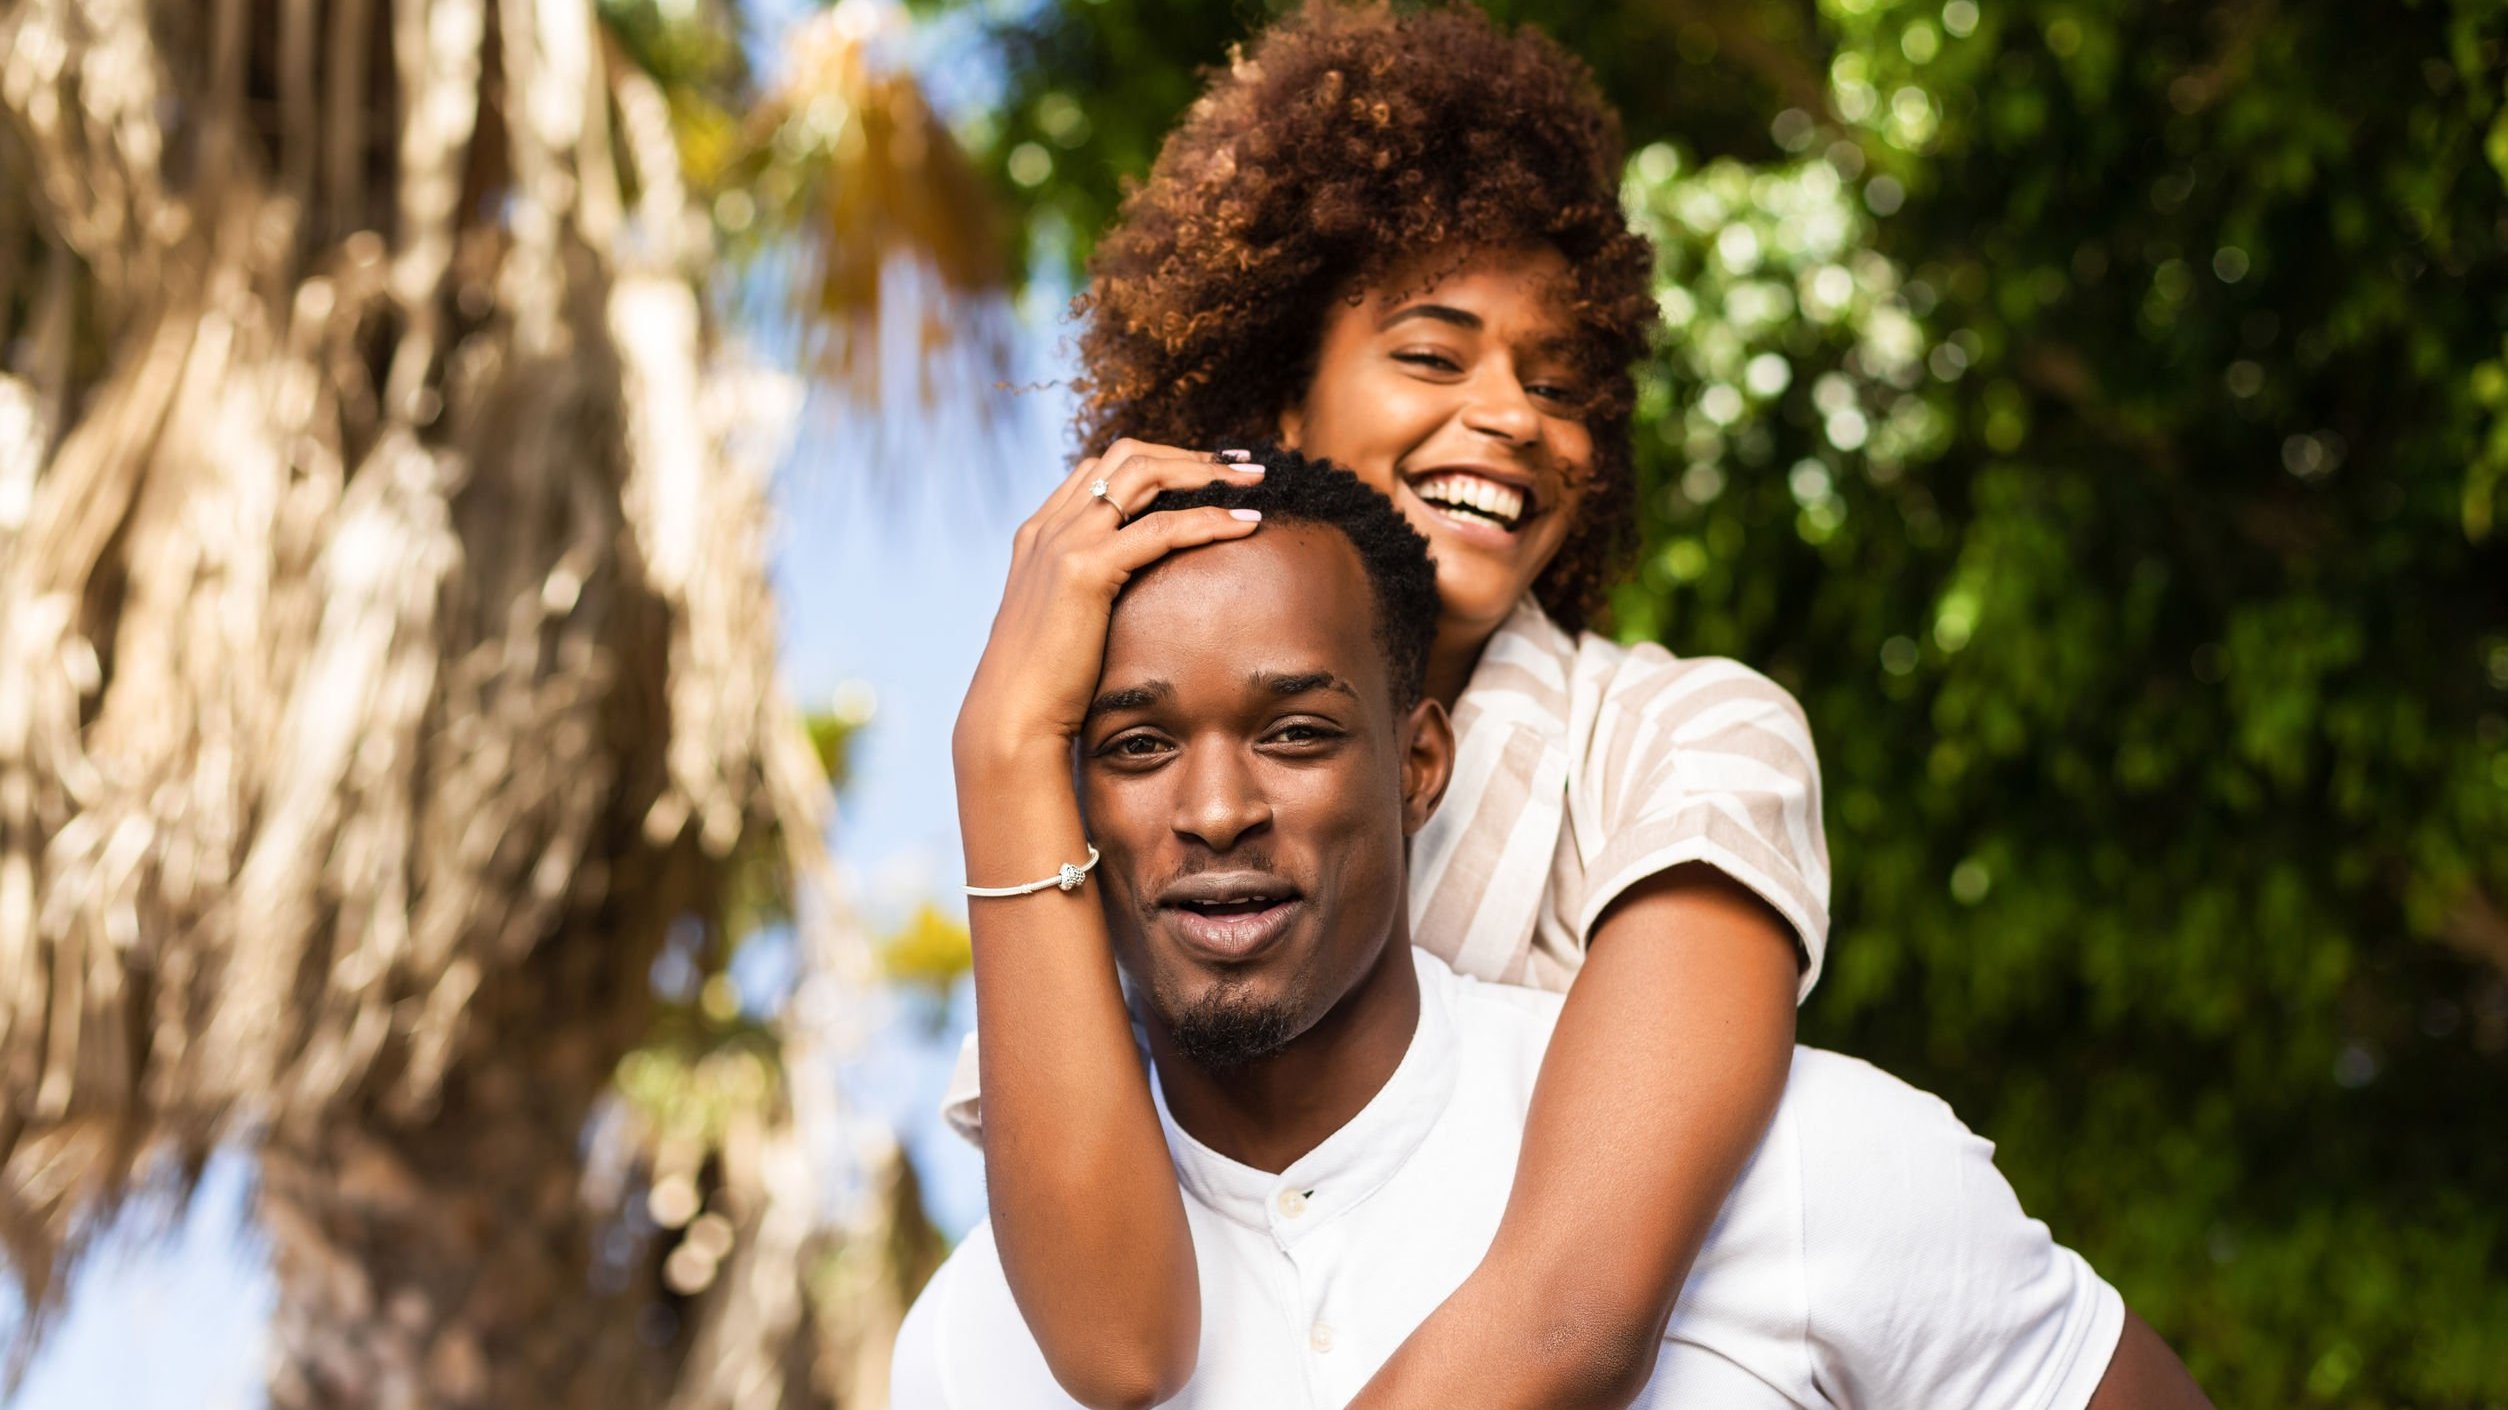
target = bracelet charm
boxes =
[964,844,1102,898]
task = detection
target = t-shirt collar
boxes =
[1150,948,1460,1246]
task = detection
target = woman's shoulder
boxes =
[1558,619,1810,734]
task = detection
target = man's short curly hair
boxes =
[1074,0,1659,632]
[1142,444,1439,708]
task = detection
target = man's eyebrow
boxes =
[1378,302,1482,333]
[1085,681,1172,721]
[1261,671,1358,700]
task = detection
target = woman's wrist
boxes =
[954,737,1094,883]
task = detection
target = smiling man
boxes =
[898,452,2206,1408]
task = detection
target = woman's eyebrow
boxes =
[1379,303,1481,332]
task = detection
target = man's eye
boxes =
[1100,734,1169,759]
[1269,722,1342,746]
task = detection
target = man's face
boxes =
[1080,526,1451,1071]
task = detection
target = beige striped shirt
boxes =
[1408,595,1830,996]
[941,596,1830,1141]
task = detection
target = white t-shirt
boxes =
[894,949,2123,1409]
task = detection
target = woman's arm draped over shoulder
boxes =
[955,442,1265,1409]
[1352,656,1824,1409]
[1351,869,1800,1408]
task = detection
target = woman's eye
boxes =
[1393,350,1462,373]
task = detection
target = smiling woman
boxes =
[1279,244,1603,701]
[1071,7,1656,639]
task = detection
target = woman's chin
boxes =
[1429,557,1534,634]
[1389,493,1551,631]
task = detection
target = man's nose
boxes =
[1172,742,1272,851]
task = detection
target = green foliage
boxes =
[1630,4,2508,1403]
[980,1,2508,1402]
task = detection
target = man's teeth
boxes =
[1414,473,1526,527]
[1185,896,1279,914]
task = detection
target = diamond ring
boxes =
[1088,477,1126,525]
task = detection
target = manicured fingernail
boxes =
[1217,449,1253,462]
[1229,508,1263,522]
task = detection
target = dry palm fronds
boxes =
[0,0,981,1402]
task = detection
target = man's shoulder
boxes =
[1772,1047,2004,1233]
[1417,959,1963,1152]
[1417,948,1565,1033]
[1752,1051,2127,1410]
[1780,1047,1975,1146]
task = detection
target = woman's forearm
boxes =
[945,442,1260,1406]
[1349,863,1800,1409]
[959,742,1200,1408]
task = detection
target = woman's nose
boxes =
[1460,364,1541,445]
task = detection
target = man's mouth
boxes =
[1408,470,1533,533]
[1159,877,1305,960]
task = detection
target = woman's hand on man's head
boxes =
[951,439,1268,781]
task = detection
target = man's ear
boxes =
[1399,696,1455,836]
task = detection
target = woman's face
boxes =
[1279,244,1597,640]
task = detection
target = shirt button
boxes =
[1309,1322,1335,1353]
[1276,1189,1308,1218]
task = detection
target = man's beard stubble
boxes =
[1161,975,1300,1073]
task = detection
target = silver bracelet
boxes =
[962,844,1102,898]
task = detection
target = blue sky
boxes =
[5,5,1066,1402]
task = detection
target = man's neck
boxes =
[1148,934,1422,1174]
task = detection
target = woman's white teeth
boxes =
[1416,474,1526,527]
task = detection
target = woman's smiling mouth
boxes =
[1408,469,1535,534]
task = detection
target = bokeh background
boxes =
[2,0,2503,1407]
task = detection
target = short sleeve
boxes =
[1789,1053,2125,1410]
[940,1031,984,1145]
[1574,655,1832,1000]
[890,1259,954,1409]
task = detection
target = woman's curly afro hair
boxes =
[1074,0,1660,632]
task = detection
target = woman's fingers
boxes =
[1096,453,1262,521]
[1065,441,1261,520]
[1099,504,1266,574]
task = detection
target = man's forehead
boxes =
[1102,527,1385,699]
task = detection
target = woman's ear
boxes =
[1276,400,1305,451]
[1399,696,1455,836]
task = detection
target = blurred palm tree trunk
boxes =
[0,0,987,1403]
